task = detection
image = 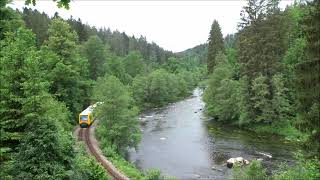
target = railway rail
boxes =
[78,127,129,180]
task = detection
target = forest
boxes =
[1,0,319,179]
[0,0,204,179]
[203,0,319,179]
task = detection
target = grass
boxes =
[248,121,308,142]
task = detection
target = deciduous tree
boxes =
[93,76,141,154]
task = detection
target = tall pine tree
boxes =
[207,20,224,73]
[236,0,284,123]
[295,0,320,152]
[0,28,36,169]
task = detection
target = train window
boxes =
[80,115,88,121]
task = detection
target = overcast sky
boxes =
[10,1,294,52]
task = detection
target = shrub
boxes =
[273,153,320,180]
[229,160,267,180]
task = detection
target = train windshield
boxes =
[80,115,88,121]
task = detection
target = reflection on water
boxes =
[128,88,300,179]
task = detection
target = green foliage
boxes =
[283,38,307,67]
[105,56,132,85]
[294,0,320,153]
[224,34,236,49]
[237,76,254,126]
[22,8,50,46]
[251,74,273,123]
[131,75,149,107]
[143,69,172,106]
[237,0,284,78]
[203,52,239,121]
[14,114,74,179]
[14,53,74,178]
[131,55,204,109]
[251,121,307,142]
[25,0,71,9]
[0,21,83,178]
[282,37,306,104]
[162,57,182,73]
[123,51,147,78]
[0,27,39,167]
[177,43,208,64]
[67,17,90,43]
[229,160,268,180]
[176,70,193,96]
[273,154,320,180]
[145,169,175,180]
[203,1,320,152]
[230,154,320,180]
[271,74,292,122]
[45,18,91,116]
[72,143,110,180]
[96,134,146,180]
[82,35,108,80]
[132,68,199,108]
[0,3,189,179]
[207,20,224,73]
[2,0,319,179]
[0,1,24,40]
[95,135,173,180]
[93,75,141,153]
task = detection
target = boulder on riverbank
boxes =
[226,157,249,168]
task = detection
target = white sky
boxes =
[10,0,294,52]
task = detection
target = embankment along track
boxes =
[77,126,130,180]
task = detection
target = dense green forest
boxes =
[0,0,204,179]
[203,0,319,179]
[1,0,319,179]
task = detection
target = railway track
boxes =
[78,128,129,180]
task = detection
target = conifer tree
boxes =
[82,35,108,80]
[271,74,291,122]
[0,28,37,168]
[45,18,90,116]
[203,52,239,121]
[295,0,320,152]
[0,27,75,179]
[236,0,284,124]
[251,74,274,123]
[0,0,24,40]
[22,8,50,46]
[207,20,224,73]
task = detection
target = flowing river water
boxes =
[128,88,300,179]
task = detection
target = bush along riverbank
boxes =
[229,154,320,180]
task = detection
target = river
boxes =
[128,88,300,179]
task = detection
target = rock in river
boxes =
[226,157,249,168]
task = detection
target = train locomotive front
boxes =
[79,104,95,128]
